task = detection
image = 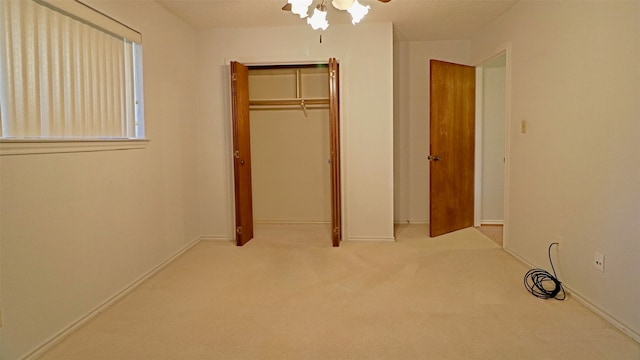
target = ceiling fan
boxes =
[282,0,392,30]
[282,0,391,11]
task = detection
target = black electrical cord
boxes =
[523,242,566,300]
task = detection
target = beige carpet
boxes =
[40,224,639,359]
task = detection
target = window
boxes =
[0,0,146,154]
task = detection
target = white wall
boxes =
[196,23,395,241]
[0,2,200,358]
[480,55,506,223]
[472,1,640,339]
[393,40,470,224]
[249,70,331,223]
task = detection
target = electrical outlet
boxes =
[594,252,605,272]
[555,235,563,248]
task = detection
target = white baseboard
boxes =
[347,236,395,242]
[562,285,640,343]
[22,236,203,360]
[503,247,534,267]
[504,247,640,344]
[394,220,429,225]
[253,220,331,225]
[480,220,504,225]
[199,235,233,242]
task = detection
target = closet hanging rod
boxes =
[249,98,329,106]
[249,105,329,111]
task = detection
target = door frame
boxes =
[227,58,345,245]
[472,42,512,248]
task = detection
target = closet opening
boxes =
[230,60,342,247]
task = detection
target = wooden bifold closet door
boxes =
[328,58,341,247]
[230,61,254,246]
[230,59,342,247]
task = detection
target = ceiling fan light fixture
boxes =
[289,0,313,18]
[307,5,329,30]
[331,0,355,11]
[347,0,370,24]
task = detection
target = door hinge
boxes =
[330,70,336,79]
[236,226,242,235]
[234,150,240,159]
[333,227,340,235]
[232,73,237,81]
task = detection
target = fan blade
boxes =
[378,0,391,2]
[282,3,292,11]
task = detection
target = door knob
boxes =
[427,155,441,161]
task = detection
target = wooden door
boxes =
[329,58,342,247]
[230,61,254,246]
[429,60,476,237]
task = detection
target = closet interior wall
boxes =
[248,67,331,224]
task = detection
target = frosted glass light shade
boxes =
[347,0,370,24]
[331,0,355,11]
[307,7,329,30]
[289,0,313,18]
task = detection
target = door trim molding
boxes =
[472,42,512,249]
[474,68,484,228]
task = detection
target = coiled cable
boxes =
[523,242,566,300]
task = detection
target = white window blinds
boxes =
[0,0,143,139]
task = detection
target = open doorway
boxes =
[230,60,342,247]
[426,52,508,244]
[475,52,507,246]
[250,66,331,239]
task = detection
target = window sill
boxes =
[0,138,149,156]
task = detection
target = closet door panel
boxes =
[231,61,254,246]
[329,58,342,247]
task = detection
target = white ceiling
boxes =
[155,0,519,41]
